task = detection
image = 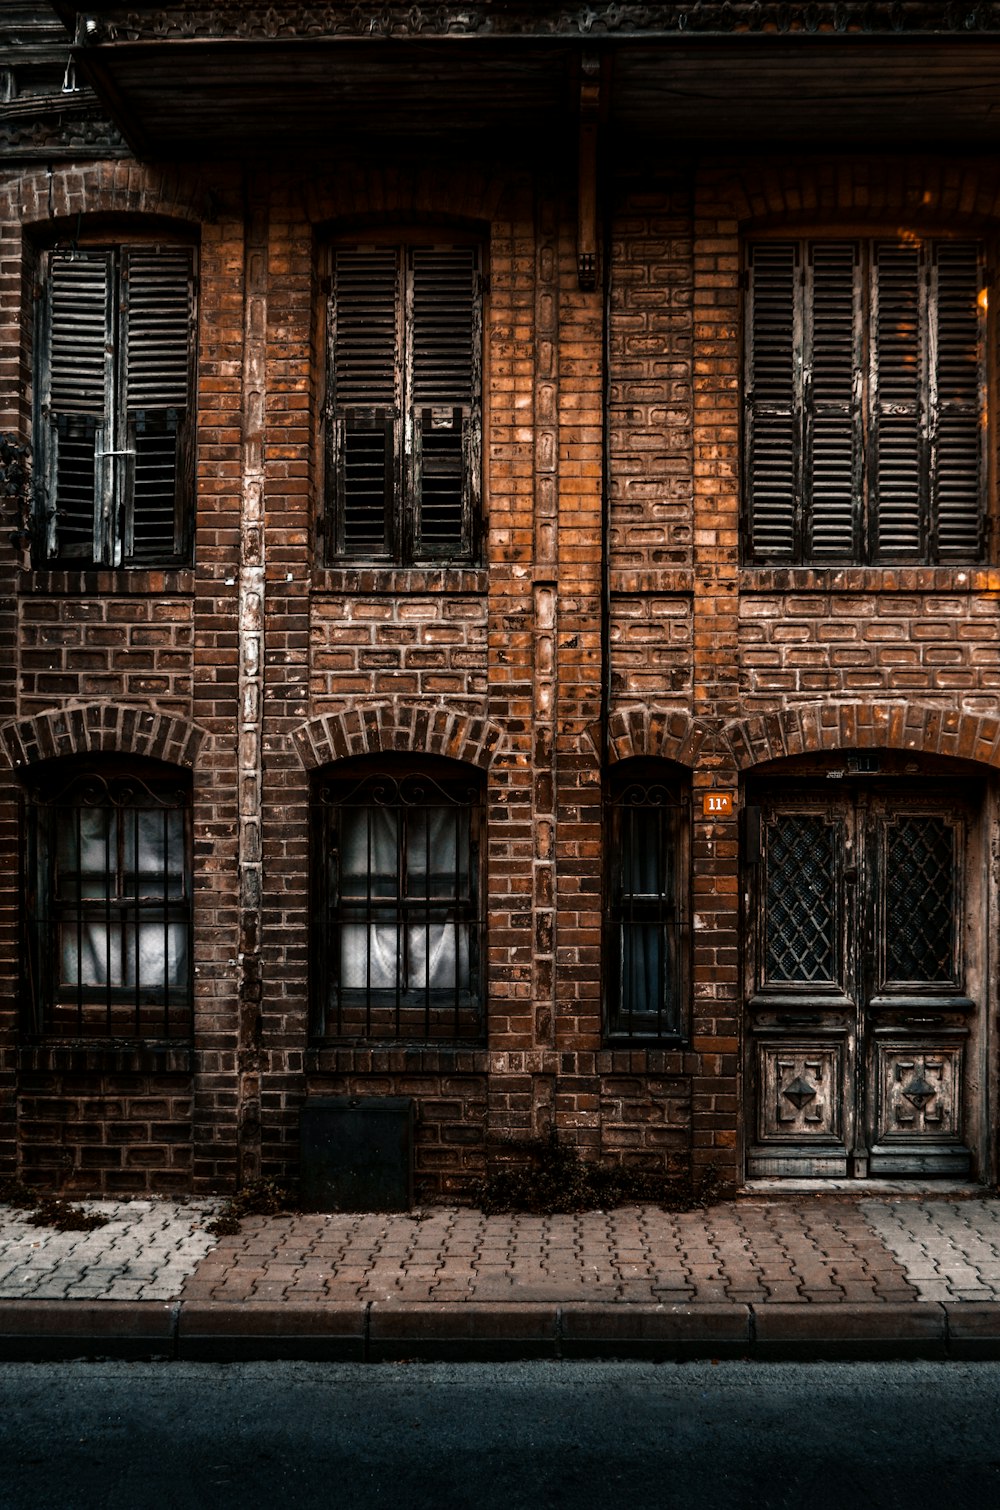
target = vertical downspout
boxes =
[600,137,612,772]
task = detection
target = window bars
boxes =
[313,767,484,1043]
[25,768,192,1040]
[607,774,687,1040]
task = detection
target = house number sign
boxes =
[702,791,734,817]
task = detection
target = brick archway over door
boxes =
[722,701,1000,772]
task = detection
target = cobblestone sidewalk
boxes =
[4,1196,1000,1309]
[0,1200,220,1301]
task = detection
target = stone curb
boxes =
[1,1298,1000,1361]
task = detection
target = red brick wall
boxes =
[1,148,999,1199]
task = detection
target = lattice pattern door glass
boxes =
[764,815,840,984]
[883,816,958,984]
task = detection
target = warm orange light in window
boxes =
[978,288,989,314]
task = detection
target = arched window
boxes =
[606,761,689,1041]
[312,756,484,1042]
[23,759,192,1040]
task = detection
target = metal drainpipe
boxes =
[600,156,612,771]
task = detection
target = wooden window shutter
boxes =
[330,247,399,557]
[805,243,861,559]
[872,243,924,558]
[42,250,113,560]
[746,243,800,560]
[122,246,195,564]
[408,246,479,559]
[931,241,984,560]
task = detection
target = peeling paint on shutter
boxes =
[331,247,399,557]
[43,250,112,560]
[872,243,923,558]
[409,246,479,559]
[123,246,194,563]
[932,241,984,560]
[806,243,860,559]
[745,236,984,566]
[746,242,799,560]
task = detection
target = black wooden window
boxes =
[606,766,688,1040]
[35,244,196,567]
[312,759,484,1042]
[23,763,192,1040]
[745,238,986,564]
[325,242,482,563]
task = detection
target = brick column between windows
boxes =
[529,179,560,1137]
[691,186,742,1191]
[235,186,268,1183]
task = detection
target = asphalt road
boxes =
[1,1358,997,1510]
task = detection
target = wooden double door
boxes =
[744,777,985,1179]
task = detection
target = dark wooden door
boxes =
[744,780,983,1179]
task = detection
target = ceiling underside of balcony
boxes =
[66,35,1000,159]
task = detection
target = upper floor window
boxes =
[312,757,484,1043]
[324,239,482,564]
[22,760,192,1041]
[34,243,196,567]
[606,762,689,1042]
[744,237,987,565]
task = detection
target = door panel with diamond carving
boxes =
[745,779,982,1180]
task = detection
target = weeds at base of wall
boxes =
[0,1178,110,1232]
[474,1132,720,1216]
[206,1177,300,1236]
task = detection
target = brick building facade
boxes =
[2,2,1000,1199]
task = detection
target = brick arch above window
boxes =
[290,703,505,772]
[595,708,709,768]
[1,704,207,771]
[5,164,208,231]
[722,700,1000,771]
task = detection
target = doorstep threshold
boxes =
[739,1178,991,1199]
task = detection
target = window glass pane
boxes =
[339,806,397,897]
[621,923,665,1017]
[407,917,468,991]
[339,914,398,990]
[57,806,113,898]
[131,921,187,990]
[406,806,468,896]
[59,920,122,989]
[621,806,664,897]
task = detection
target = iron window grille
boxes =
[34,243,196,567]
[744,237,987,565]
[324,240,482,564]
[606,768,689,1040]
[23,764,192,1041]
[312,762,484,1043]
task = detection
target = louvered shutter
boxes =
[408,246,479,559]
[122,247,194,564]
[330,247,399,557]
[872,244,924,558]
[43,250,113,560]
[746,243,799,560]
[806,243,861,559]
[931,242,984,560]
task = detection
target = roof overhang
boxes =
[60,3,1000,159]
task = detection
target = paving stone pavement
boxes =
[0,1200,221,1301]
[4,1195,1000,1308]
[176,1198,1000,1307]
